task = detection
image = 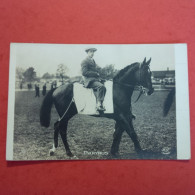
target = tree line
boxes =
[16,64,118,83]
[16,64,69,83]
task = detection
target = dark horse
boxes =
[40,58,154,157]
[163,88,175,117]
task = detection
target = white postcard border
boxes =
[175,44,191,160]
[6,43,16,160]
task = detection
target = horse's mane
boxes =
[113,62,139,80]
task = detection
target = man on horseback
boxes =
[81,47,106,111]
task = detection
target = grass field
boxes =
[13,89,176,160]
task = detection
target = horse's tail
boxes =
[163,88,175,117]
[40,89,56,127]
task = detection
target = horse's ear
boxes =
[143,57,146,64]
[146,58,151,65]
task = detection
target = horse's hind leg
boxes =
[59,120,73,157]
[54,122,60,148]
[111,122,124,156]
[49,120,73,157]
[49,121,60,156]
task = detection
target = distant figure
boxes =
[28,83,32,90]
[42,84,46,96]
[20,82,23,90]
[51,83,54,90]
[27,83,30,90]
[53,81,57,88]
[35,84,40,97]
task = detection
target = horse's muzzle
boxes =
[147,87,154,95]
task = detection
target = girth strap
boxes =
[58,98,74,122]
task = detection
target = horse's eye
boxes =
[147,68,151,73]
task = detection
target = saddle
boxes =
[73,80,113,115]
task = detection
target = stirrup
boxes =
[96,106,106,112]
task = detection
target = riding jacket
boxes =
[81,57,100,88]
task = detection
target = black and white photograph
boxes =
[6,43,190,160]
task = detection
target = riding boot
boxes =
[96,101,106,111]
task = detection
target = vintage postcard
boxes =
[6,43,190,160]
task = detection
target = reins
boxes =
[113,62,147,103]
[113,80,135,88]
[113,81,146,103]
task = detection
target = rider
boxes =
[81,47,106,111]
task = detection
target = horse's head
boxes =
[136,57,154,95]
[113,58,154,95]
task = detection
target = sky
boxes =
[13,43,175,77]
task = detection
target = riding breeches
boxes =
[88,81,106,102]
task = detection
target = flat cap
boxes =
[85,47,97,53]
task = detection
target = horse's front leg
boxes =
[130,104,136,120]
[111,122,124,156]
[120,114,142,153]
[128,121,142,153]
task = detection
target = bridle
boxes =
[113,62,149,88]
[113,62,151,102]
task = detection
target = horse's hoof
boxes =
[137,150,143,153]
[136,148,149,158]
[71,155,79,159]
[49,150,55,156]
[66,151,74,157]
[110,151,119,158]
